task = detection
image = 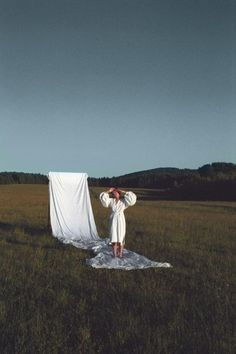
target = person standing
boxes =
[99,187,137,257]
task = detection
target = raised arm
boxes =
[123,191,137,208]
[99,188,114,208]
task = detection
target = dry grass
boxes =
[0,185,235,354]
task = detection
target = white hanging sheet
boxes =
[48,172,171,270]
[49,172,99,244]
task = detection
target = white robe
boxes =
[99,191,137,244]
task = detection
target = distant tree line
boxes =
[1,162,236,200]
[88,163,236,187]
[88,163,236,201]
[0,172,48,184]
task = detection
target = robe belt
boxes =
[110,211,124,216]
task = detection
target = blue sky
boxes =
[0,0,235,177]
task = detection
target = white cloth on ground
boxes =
[48,172,172,270]
[99,191,136,244]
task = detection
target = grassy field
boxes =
[0,184,235,354]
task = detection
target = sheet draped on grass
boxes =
[48,172,171,270]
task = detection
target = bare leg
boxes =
[112,242,118,257]
[119,243,124,258]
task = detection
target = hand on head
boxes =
[107,187,120,199]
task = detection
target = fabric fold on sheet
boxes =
[87,239,171,270]
[68,238,171,269]
[48,172,172,270]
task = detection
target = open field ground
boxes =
[0,184,235,353]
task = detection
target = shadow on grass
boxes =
[0,221,64,250]
[0,221,12,232]
[0,221,50,236]
[4,237,65,250]
[136,189,170,201]
[136,189,236,202]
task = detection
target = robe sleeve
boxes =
[99,192,112,208]
[124,191,137,208]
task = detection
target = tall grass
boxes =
[0,185,235,353]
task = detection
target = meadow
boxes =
[0,184,235,354]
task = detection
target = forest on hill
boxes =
[1,162,236,200]
[88,162,236,201]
